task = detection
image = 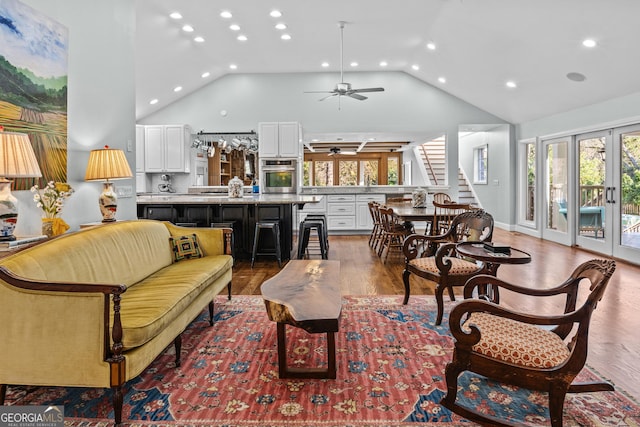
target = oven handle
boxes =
[262,167,296,172]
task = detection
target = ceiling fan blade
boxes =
[350,87,385,93]
[342,151,357,155]
[319,93,338,101]
[348,93,367,101]
[304,90,335,93]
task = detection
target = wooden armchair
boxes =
[441,259,616,427]
[402,209,494,325]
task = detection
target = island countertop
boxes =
[136,193,324,205]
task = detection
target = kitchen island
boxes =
[137,193,323,261]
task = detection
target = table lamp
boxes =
[84,145,133,222]
[0,128,43,241]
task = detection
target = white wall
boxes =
[518,91,640,140]
[16,0,136,235]
[458,125,513,225]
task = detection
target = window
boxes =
[339,160,358,185]
[473,145,488,184]
[303,152,401,186]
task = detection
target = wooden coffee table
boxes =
[261,260,341,379]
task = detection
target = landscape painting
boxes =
[0,0,68,189]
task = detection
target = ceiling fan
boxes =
[305,21,385,106]
[328,146,357,156]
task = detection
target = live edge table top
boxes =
[261,260,342,333]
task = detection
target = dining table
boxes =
[385,203,435,234]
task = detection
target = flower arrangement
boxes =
[31,181,74,219]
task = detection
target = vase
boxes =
[228,176,244,198]
[412,187,428,208]
[42,217,70,238]
[42,219,55,238]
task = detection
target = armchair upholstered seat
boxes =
[441,259,617,427]
[402,209,494,325]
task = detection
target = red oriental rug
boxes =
[5,295,640,426]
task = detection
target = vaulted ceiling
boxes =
[135,0,640,125]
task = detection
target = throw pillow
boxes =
[170,234,203,262]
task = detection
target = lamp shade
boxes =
[0,131,43,178]
[84,145,133,181]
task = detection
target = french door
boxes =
[612,125,640,260]
[575,127,640,261]
[542,137,572,245]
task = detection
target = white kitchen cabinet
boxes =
[356,194,386,229]
[326,194,356,231]
[144,124,191,173]
[135,125,145,173]
[258,121,300,158]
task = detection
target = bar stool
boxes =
[297,218,328,260]
[251,220,282,268]
[304,214,329,250]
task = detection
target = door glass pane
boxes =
[546,141,568,232]
[339,160,357,186]
[621,132,640,249]
[526,143,536,221]
[314,161,333,186]
[387,158,398,185]
[578,137,606,239]
[360,160,379,185]
[302,160,311,186]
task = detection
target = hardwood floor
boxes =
[232,228,640,401]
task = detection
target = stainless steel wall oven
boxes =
[261,159,297,193]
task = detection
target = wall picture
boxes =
[0,0,68,189]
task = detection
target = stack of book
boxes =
[483,242,511,253]
[0,235,48,250]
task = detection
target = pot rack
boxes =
[192,130,258,155]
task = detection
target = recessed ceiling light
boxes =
[412,64,420,71]
[182,25,194,32]
[582,39,597,48]
[566,72,587,82]
[229,24,240,31]
[506,80,517,88]
[270,10,282,18]
[275,23,287,30]
[426,42,436,50]
[174,86,182,92]
[220,11,232,19]
[321,62,329,67]
[149,99,159,105]
[169,12,182,20]
[229,64,237,70]
[280,34,291,40]
[201,72,210,78]
[194,36,205,43]
[379,61,388,67]
[438,77,446,83]
[237,34,248,41]
[350,62,358,67]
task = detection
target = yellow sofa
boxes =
[0,220,233,426]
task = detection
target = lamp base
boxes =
[99,182,118,222]
[0,179,18,241]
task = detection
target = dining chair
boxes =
[378,206,412,262]
[432,200,474,235]
[441,259,616,427]
[402,209,494,325]
[432,192,451,204]
[367,201,384,252]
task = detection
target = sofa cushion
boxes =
[117,254,233,349]
[169,234,203,262]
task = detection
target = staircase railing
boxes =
[419,144,439,185]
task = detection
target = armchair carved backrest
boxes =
[432,200,474,235]
[402,210,494,325]
[442,259,617,427]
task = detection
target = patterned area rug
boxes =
[5,295,640,426]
